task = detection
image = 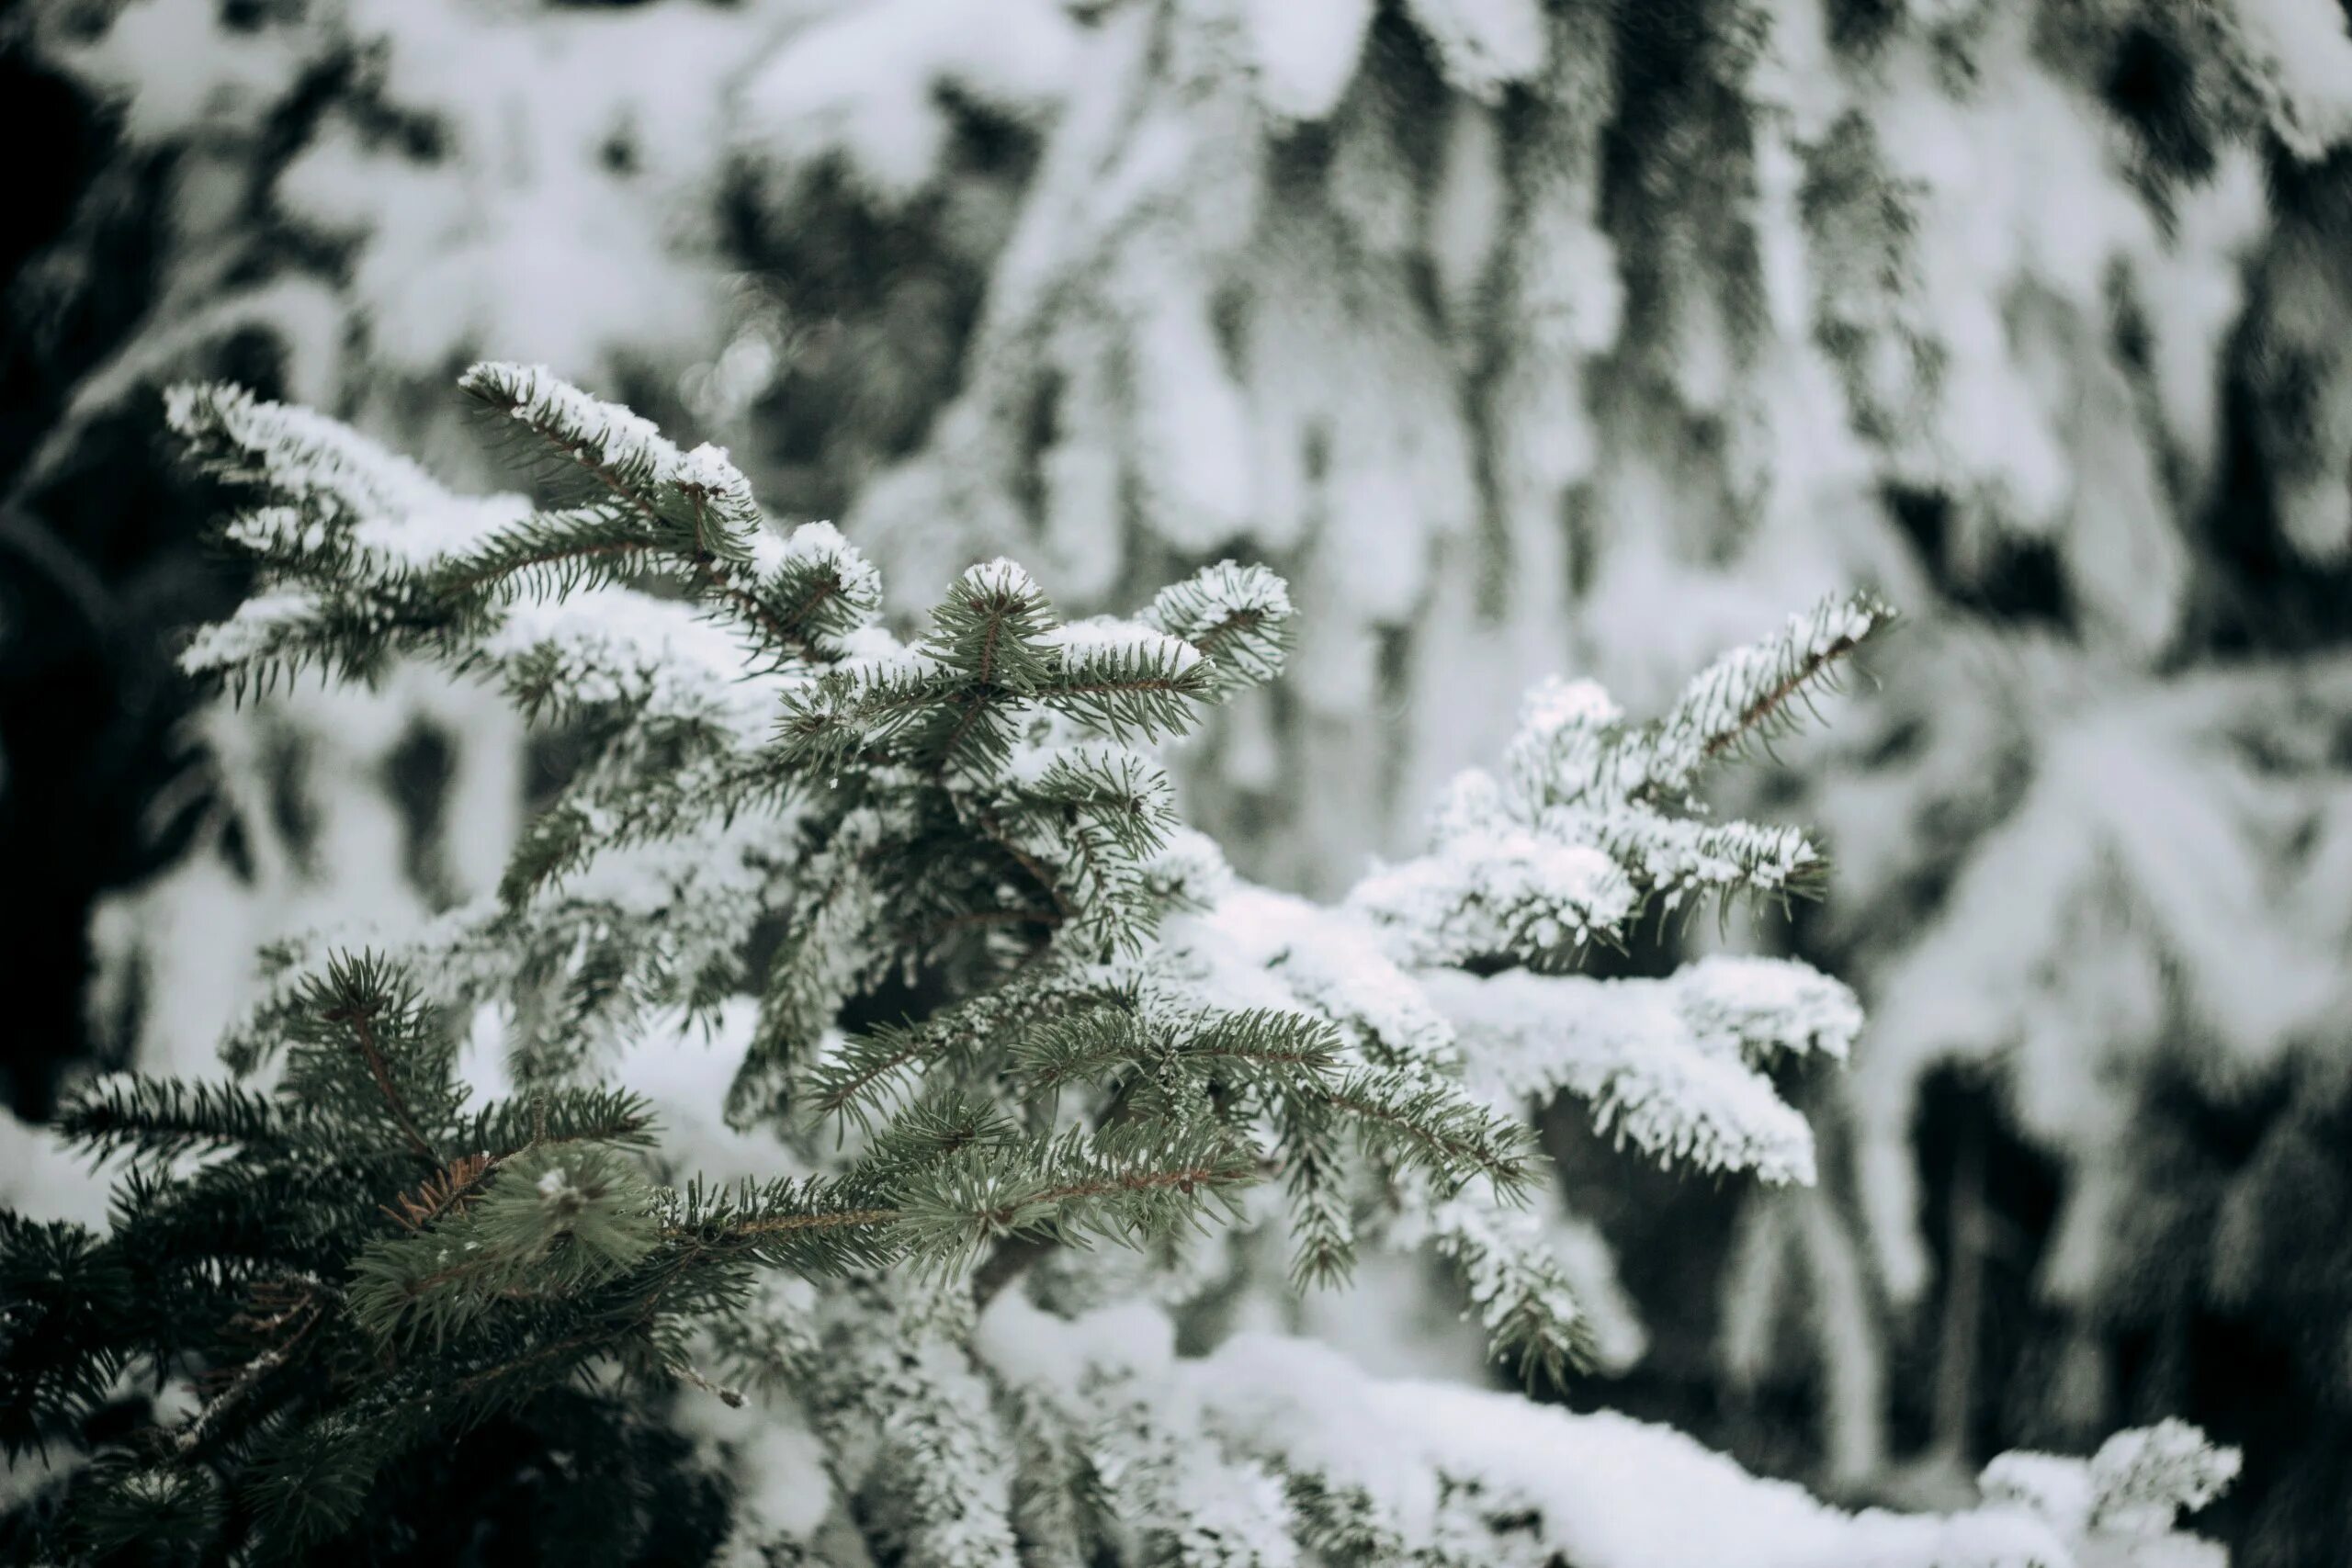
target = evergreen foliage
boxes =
[10,3,2352,1562]
[0,368,2236,1564]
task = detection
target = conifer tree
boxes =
[17,2,2352,1561]
[0,367,2236,1566]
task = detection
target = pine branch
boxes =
[660,1175,908,1276]
[849,1093,1024,1191]
[1419,1190,1596,1391]
[1275,1095,1358,1292]
[971,801,1081,927]
[804,1021,949,1128]
[1011,1004,1340,1111]
[806,968,1127,1130]
[709,1206,905,1242]
[1141,560,1295,698]
[1033,630,1211,742]
[430,527,663,600]
[55,1077,286,1165]
[323,996,446,1167]
[458,364,679,525]
[1327,1070,1540,1198]
[888,1123,1261,1274]
[61,364,1946,1564]
[0,1217,134,1459]
[456,1087,662,1161]
[172,1278,328,1458]
[458,364,844,665]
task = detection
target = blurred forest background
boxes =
[4,2,2351,1564]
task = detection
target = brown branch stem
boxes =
[1701,631,1869,765]
[325,1003,443,1165]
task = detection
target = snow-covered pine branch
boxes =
[1422,959,1859,1186]
[0,367,2235,1566]
[973,1297,2235,1568]
[1349,592,1890,971]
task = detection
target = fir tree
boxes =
[0,367,2235,1566]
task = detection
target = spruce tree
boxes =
[0,368,2236,1566]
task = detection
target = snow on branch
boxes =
[1421,962,1852,1184]
[1141,559,1296,699]
[1672,954,1865,1065]
[222,808,801,1083]
[1509,591,1895,811]
[1402,0,1550,103]
[2222,0,2352,157]
[1410,1182,1602,1385]
[169,381,547,690]
[1160,884,1460,1071]
[173,368,889,703]
[1084,1380,1301,1568]
[746,520,886,656]
[1982,1418,2245,1544]
[803,1285,1023,1568]
[167,380,453,525]
[477,586,786,747]
[178,587,337,687]
[459,360,685,508]
[1636,592,1894,797]
[733,0,1081,208]
[1036,616,1213,744]
[455,363,886,667]
[1126,607,1883,1362]
[1349,779,1641,969]
[1351,594,1891,963]
[978,1302,2237,1568]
